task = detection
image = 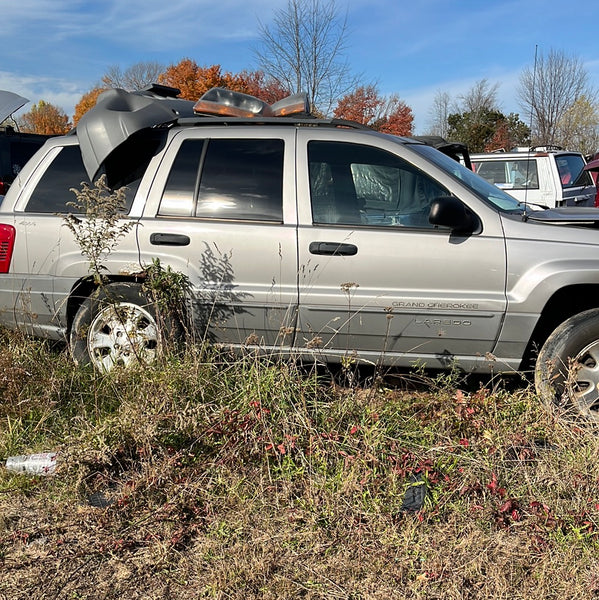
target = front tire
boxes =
[535,309,599,421]
[70,282,160,372]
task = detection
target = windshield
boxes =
[410,144,523,211]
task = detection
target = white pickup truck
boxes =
[471,147,598,208]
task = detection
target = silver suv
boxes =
[3,85,599,420]
[471,147,597,208]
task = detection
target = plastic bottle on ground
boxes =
[4,452,58,475]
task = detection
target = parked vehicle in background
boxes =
[585,155,599,188]
[0,90,51,196]
[471,147,597,208]
[5,85,599,421]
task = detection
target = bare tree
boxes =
[517,49,594,147]
[426,81,499,138]
[427,90,452,137]
[102,62,165,91]
[255,0,358,115]
[458,79,500,118]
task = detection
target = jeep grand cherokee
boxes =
[2,84,599,420]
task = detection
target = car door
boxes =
[135,128,299,349]
[295,130,508,370]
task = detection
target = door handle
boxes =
[150,232,191,246]
[309,241,358,256]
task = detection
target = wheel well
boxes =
[521,284,599,369]
[66,275,146,336]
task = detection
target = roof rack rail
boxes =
[530,145,564,152]
[176,115,373,130]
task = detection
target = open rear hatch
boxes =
[76,85,196,181]
[75,85,311,182]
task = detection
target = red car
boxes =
[583,154,599,206]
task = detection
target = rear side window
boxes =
[474,159,539,190]
[25,131,163,213]
[25,145,90,213]
[159,138,284,222]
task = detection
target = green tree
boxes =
[428,80,513,146]
[447,109,529,152]
[485,113,531,152]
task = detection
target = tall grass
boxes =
[0,331,598,599]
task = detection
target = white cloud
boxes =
[2,0,287,48]
[0,71,86,120]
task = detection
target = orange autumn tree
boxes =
[334,85,381,124]
[19,100,71,135]
[334,85,414,136]
[73,87,107,126]
[375,95,414,136]
[239,70,290,104]
[158,59,248,100]
[159,60,291,104]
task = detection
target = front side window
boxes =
[160,138,284,222]
[474,159,539,190]
[308,141,448,228]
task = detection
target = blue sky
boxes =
[1,0,599,133]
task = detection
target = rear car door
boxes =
[135,127,299,348]
[295,130,508,370]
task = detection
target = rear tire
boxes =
[70,282,160,372]
[535,309,599,421]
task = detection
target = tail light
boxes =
[0,179,6,195]
[595,188,599,208]
[0,224,15,273]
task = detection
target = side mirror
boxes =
[429,196,479,234]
